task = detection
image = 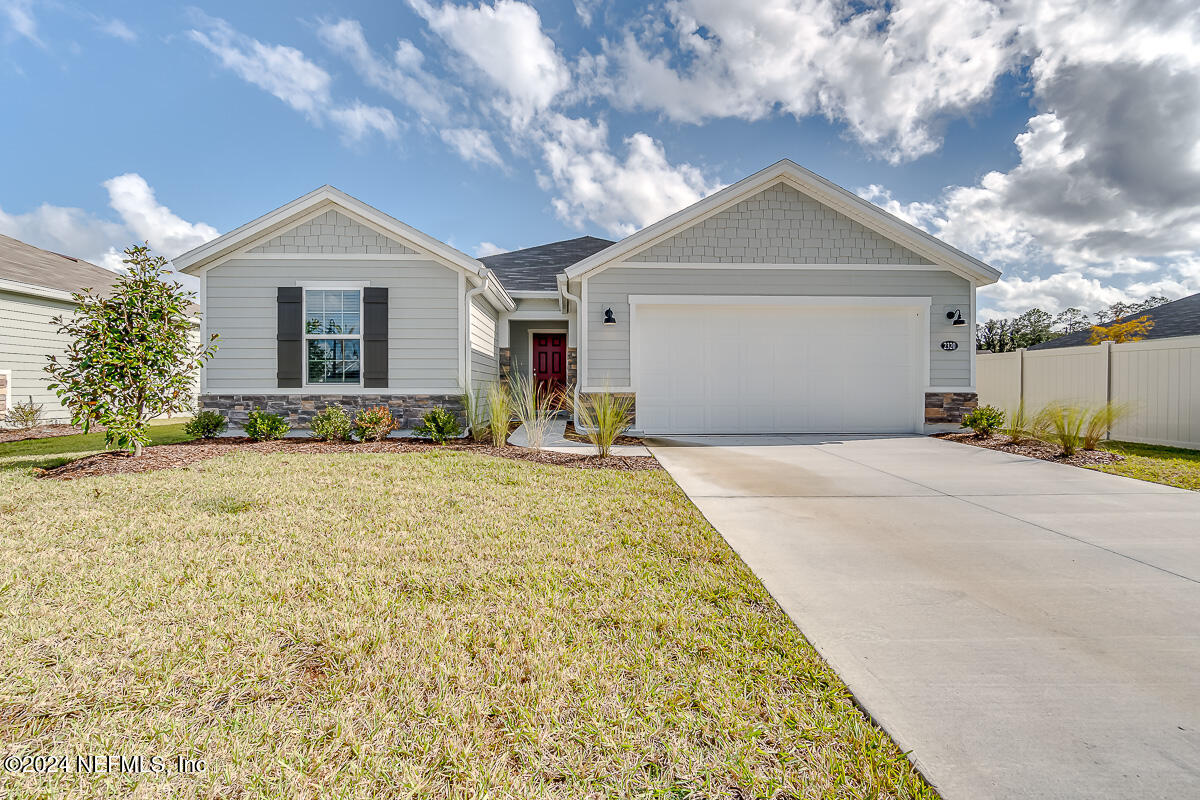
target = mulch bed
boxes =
[934,431,1125,467]
[0,424,89,444]
[562,422,645,446]
[35,437,660,481]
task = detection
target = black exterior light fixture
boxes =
[946,309,967,326]
[603,308,617,325]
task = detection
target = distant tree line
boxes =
[976,297,1169,352]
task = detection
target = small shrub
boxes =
[961,405,1005,436]
[574,391,635,458]
[4,397,44,430]
[414,406,462,444]
[1040,403,1087,456]
[1083,402,1131,450]
[353,405,395,441]
[184,410,227,439]
[485,382,513,447]
[243,409,290,441]
[310,405,353,441]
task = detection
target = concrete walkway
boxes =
[648,434,1200,799]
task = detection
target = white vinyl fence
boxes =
[976,335,1200,449]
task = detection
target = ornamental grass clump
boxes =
[309,405,353,441]
[1041,402,1088,457]
[574,391,635,458]
[414,407,462,444]
[485,382,512,447]
[1082,402,1130,451]
[353,405,395,441]
[510,373,557,451]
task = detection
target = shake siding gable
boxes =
[248,210,416,255]
[628,183,933,265]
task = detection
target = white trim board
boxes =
[564,159,1000,286]
[604,261,954,272]
[627,294,933,307]
[199,388,462,396]
[0,277,78,303]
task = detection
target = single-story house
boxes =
[0,234,121,423]
[1028,291,1200,350]
[173,159,1000,434]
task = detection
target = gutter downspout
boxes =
[464,270,494,401]
[558,275,583,427]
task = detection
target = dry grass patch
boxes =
[0,451,933,799]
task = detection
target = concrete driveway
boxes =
[648,434,1200,800]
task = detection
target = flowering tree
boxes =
[45,244,218,456]
[1087,315,1155,345]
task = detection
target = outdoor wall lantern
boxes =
[603,308,617,325]
[946,309,967,326]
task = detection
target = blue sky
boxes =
[3,1,1199,320]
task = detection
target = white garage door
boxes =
[633,302,921,434]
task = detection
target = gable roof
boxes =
[479,236,614,291]
[0,233,119,301]
[171,185,513,311]
[562,159,1001,285]
[1029,293,1200,350]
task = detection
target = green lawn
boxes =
[1093,440,1200,491]
[0,418,194,472]
[0,450,933,799]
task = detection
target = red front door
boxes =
[531,332,566,394]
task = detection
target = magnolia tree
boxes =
[45,244,218,456]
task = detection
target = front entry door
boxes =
[531,332,566,395]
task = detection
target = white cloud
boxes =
[536,114,722,237]
[408,0,571,124]
[188,15,397,143]
[0,174,217,278]
[440,127,504,167]
[97,18,136,42]
[317,18,454,124]
[101,174,219,259]
[2,0,40,45]
[475,241,507,257]
[328,102,401,142]
[586,0,1021,163]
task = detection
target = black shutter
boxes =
[277,287,303,388]
[363,287,388,388]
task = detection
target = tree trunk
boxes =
[133,441,143,457]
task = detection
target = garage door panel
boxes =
[633,302,920,434]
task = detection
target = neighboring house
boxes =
[1029,292,1200,350]
[173,159,1000,434]
[0,234,119,423]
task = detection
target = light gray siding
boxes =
[630,183,932,265]
[0,290,75,421]
[205,258,460,392]
[585,267,972,387]
[469,296,498,389]
[248,210,416,255]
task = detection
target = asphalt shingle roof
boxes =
[0,233,118,296]
[479,236,615,291]
[1029,292,1200,349]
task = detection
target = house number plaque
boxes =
[940,340,959,351]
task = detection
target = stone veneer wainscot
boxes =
[199,394,465,428]
[924,392,978,424]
